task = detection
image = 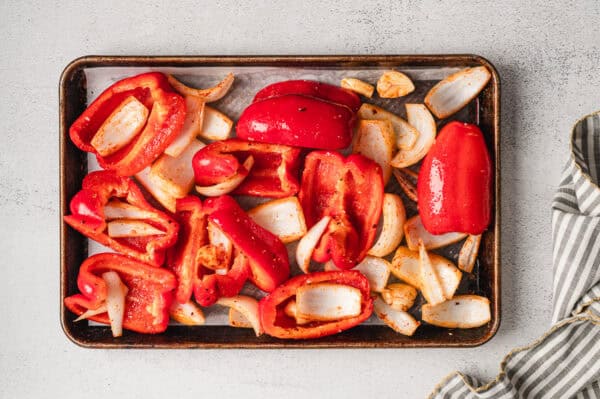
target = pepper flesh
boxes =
[69,72,186,176]
[64,253,177,334]
[259,270,373,339]
[64,170,179,267]
[205,196,290,292]
[299,151,384,269]
[417,121,492,235]
[192,138,301,198]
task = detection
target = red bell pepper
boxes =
[205,196,290,292]
[192,138,301,198]
[194,251,250,307]
[64,170,179,267]
[253,80,361,112]
[299,151,384,270]
[417,121,492,235]
[237,94,356,150]
[259,270,373,339]
[64,253,177,334]
[69,72,186,176]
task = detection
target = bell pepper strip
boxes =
[64,170,179,267]
[194,251,250,307]
[417,121,492,235]
[252,80,362,112]
[69,72,186,176]
[259,270,373,339]
[205,196,290,292]
[165,196,207,304]
[64,253,177,334]
[236,94,356,150]
[192,139,301,198]
[299,151,384,270]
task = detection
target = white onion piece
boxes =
[354,256,390,293]
[199,106,233,141]
[101,271,128,337]
[380,283,417,312]
[150,139,206,198]
[373,296,419,336]
[296,215,331,273]
[195,156,254,197]
[418,241,446,305]
[103,200,153,220]
[74,303,107,322]
[228,308,252,328]
[352,119,395,183]
[458,234,482,273]
[425,66,491,119]
[216,295,263,337]
[340,77,374,98]
[404,215,467,251]
[169,301,205,326]
[164,96,205,157]
[107,219,165,238]
[168,73,234,103]
[357,103,418,150]
[295,283,361,322]
[282,300,311,325]
[208,221,233,265]
[248,197,307,243]
[368,193,406,257]
[422,295,491,328]
[390,104,436,168]
[135,167,176,212]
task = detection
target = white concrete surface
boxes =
[1,1,599,398]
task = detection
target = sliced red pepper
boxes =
[237,94,356,150]
[205,196,290,292]
[253,80,361,112]
[64,170,179,267]
[192,138,301,198]
[194,251,250,307]
[259,270,373,339]
[69,72,186,176]
[64,253,177,334]
[417,121,492,235]
[299,151,384,270]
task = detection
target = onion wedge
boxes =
[425,66,491,119]
[248,197,307,244]
[390,104,436,168]
[199,106,233,141]
[392,169,418,202]
[208,221,233,265]
[195,155,254,197]
[390,246,462,300]
[229,308,253,328]
[295,283,362,322]
[107,219,165,238]
[418,241,446,305]
[282,300,311,325]
[296,216,331,273]
[458,234,482,273]
[164,96,205,157]
[373,296,420,336]
[167,73,234,103]
[150,139,206,198]
[341,77,374,98]
[376,70,415,98]
[101,271,128,338]
[135,167,176,212]
[354,256,391,293]
[103,200,153,220]
[216,295,263,337]
[169,301,205,326]
[357,103,419,150]
[368,193,406,257]
[422,295,491,328]
[380,283,417,312]
[74,303,107,322]
[352,119,395,183]
[404,215,467,251]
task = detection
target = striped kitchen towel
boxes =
[429,112,600,399]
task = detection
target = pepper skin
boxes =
[299,151,384,270]
[64,170,179,267]
[64,253,177,334]
[417,121,492,235]
[69,72,186,176]
[192,139,301,198]
[259,270,373,339]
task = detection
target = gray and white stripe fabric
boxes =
[429,112,600,399]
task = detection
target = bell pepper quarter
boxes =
[204,195,290,292]
[259,270,373,339]
[69,72,186,176]
[252,79,362,112]
[64,253,177,334]
[299,151,384,270]
[236,94,356,150]
[192,139,301,198]
[417,121,492,235]
[64,170,179,267]
[194,251,250,307]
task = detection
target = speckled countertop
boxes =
[2,1,599,398]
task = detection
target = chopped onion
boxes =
[135,167,176,212]
[422,295,491,328]
[216,295,263,337]
[373,296,419,336]
[392,169,418,203]
[341,77,374,98]
[199,106,233,141]
[425,66,491,119]
[169,301,205,326]
[167,73,234,103]
[74,303,107,322]
[368,193,406,257]
[296,216,331,273]
[355,256,391,292]
[282,300,311,325]
[248,197,307,243]
[376,70,415,98]
[404,215,467,251]
[101,271,128,337]
[458,234,482,273]
[380,283,417,312]
[164,95,205,157]
[295,283,362,322]
[228,308,253,328]
[107,219,165,238]
[390,104,436,168]
[195,156,254,197]
[357,103,419,150]
[150,139,206,198]
[418,241,446,305]
[352,119,395,183]
[208,221,233,265]
[103,200,153,220]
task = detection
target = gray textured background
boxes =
[1,1,599,398]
